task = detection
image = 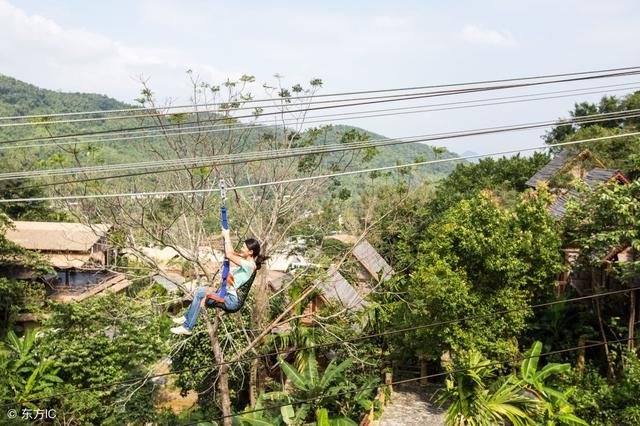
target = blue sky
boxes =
[1,0,639,155]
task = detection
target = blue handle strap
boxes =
[217,201,230,298]
[221,206,228,230]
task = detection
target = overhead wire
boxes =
[1,65,639,122]
[1,109,638,182]
[3,69,640,145]
[2,286,636,409]
[1,115,638,196]
[1,72,639,129]
[2,130,638,202]
[2,81,639,152]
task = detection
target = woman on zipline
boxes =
[170,228,267,336]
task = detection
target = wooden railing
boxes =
[359,373,392,426]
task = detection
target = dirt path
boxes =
[378,385,446,426]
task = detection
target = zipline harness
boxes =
[206,179,256,313]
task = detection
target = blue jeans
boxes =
[183,286,207,330]
[224,292,239,311]
[183,287,240,330]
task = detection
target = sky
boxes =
[1,0,640,155]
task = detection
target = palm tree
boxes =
[243,351,358,425]
[518,341,588,426]
[436,351,536,426]
[0,329,63,408]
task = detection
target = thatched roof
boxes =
[6,221,111,252]
[525,150,575,187]
[317,266,368,310]
[352,240,394,282]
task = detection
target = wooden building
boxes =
[5,221,131,302]
[528,152,634,292]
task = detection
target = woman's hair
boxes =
[245,238,269,270]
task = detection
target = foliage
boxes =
[518,341,587,425]
[35,293,169,424]
[436,351,536,426]
[427,153,551,216]
[0,213,53,276]
[388,189,563,361]
[569,351,640,425]
[563,180,640,283]
[260,351,362,425]
[368,153,551,272]
[438,341,588,426]
[544,91,640,179]
[0,329,63,408]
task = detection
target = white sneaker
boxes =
[171,316,186,325]
[170,326,192,335]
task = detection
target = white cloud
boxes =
[461,25,517,47]
[0,0,231,103]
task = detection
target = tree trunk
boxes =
[249,271,269,400]
[629,290,637,351]
[249,358,258,407]
[594,298,616,380]
[204,312,233,426]
[576,335,587,374]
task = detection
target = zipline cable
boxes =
[1,65,638,121]
[3,82,638,152]
[3,70,639,145]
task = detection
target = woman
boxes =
[170,229,266,335]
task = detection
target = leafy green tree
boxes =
[0,176,69,221]
[37,293,168,424]
[0,213,53,334]
[563,180,640,281]
[389,189,563,361]
[369,154,551,272]
[0,213,52,275]
[563,180,640,349]
[543,91,640,178]
[427,153,551,216]
[569,350,640,425]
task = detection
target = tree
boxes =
[387,189,563,362]
[41,72,388,423]
[543,91,640,179]
[563,180,640,352]
[37,293,168,424]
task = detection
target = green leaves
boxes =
[280,357,309,391]
[273,353,357,424]
[393,189,562,360]
[438,351,536,426]
[0,330,63,409]
[564,180,640,282]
